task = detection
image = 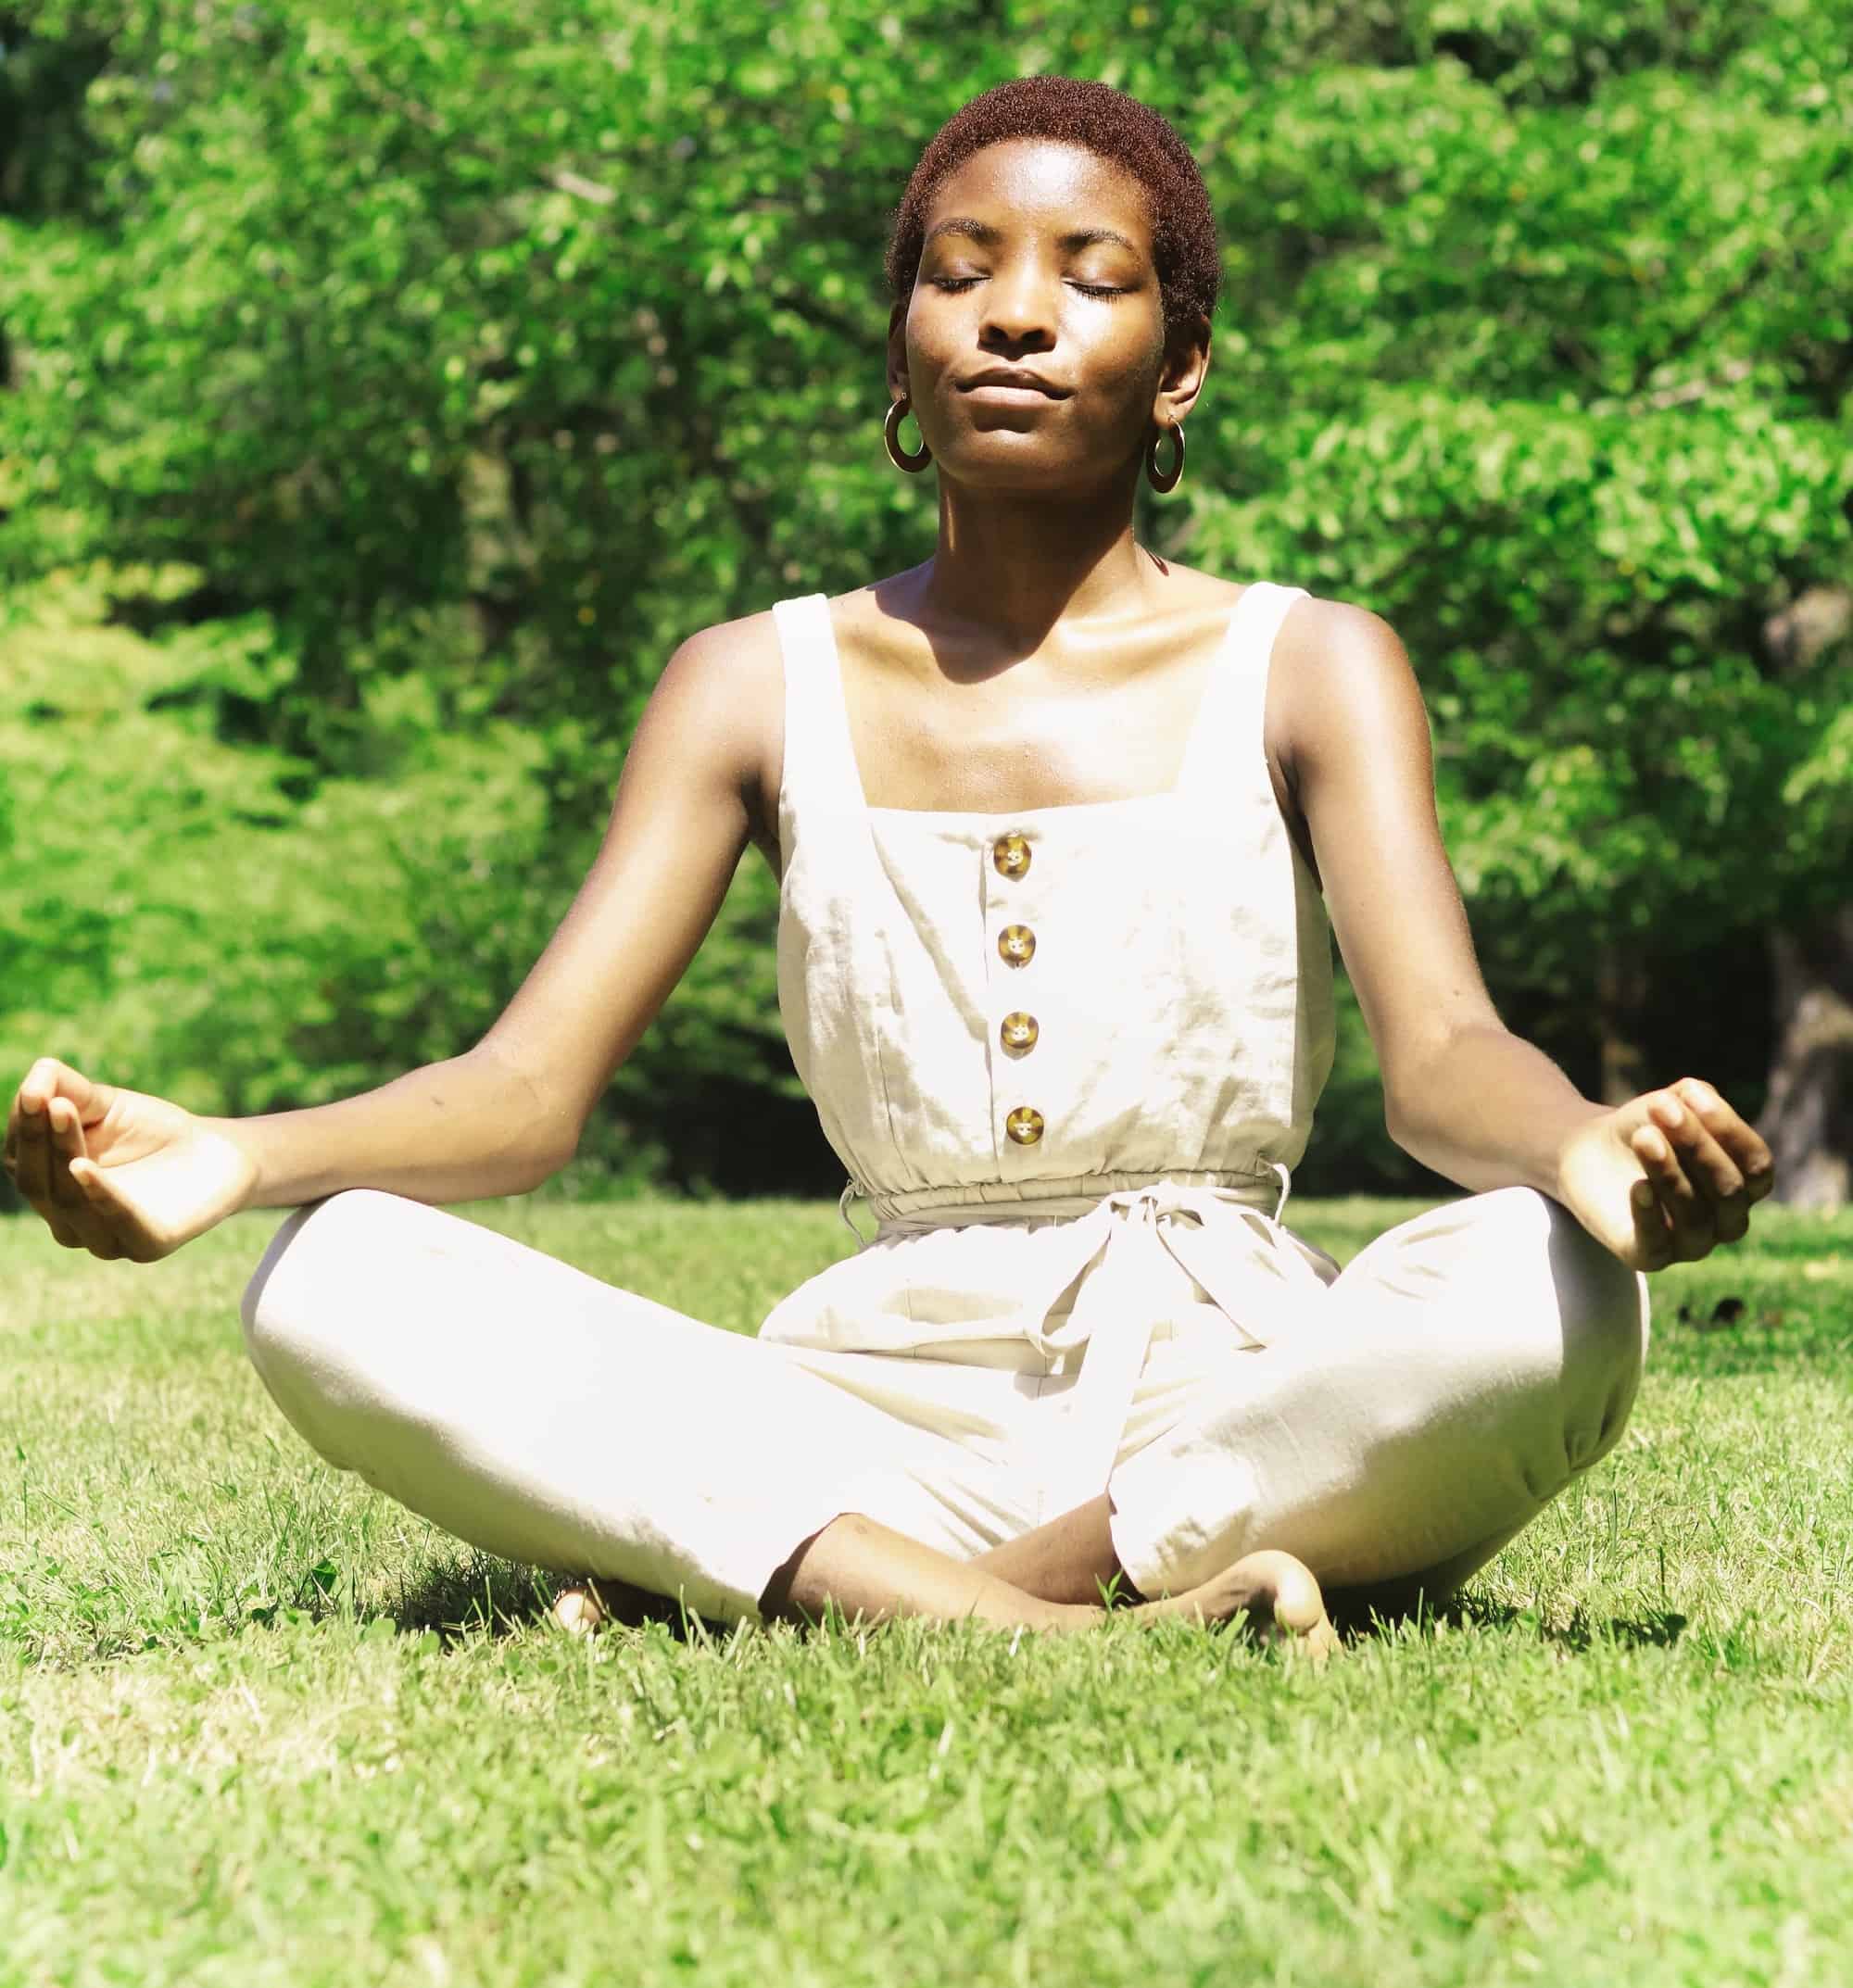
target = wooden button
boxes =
[998,924,1036,967]
[1005,1105,1045,1145]
[991,832,1031,880]
[1000,1012,1039,1056]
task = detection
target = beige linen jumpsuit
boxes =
[242,582,1651,1625]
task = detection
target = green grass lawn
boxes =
[3,1196,1851,1987]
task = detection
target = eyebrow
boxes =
[922,218,1142,256]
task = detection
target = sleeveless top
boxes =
[757,582,1340,1511]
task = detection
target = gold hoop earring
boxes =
[1146,421,1185,494]
[884,395,932,473]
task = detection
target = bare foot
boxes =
[551,1582,606,1636]
[1140,1549,1338,1661]
[548,1574,672,1636]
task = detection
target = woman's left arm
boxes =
[1275,598,1774,1273]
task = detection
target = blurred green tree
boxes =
[2,0,1848,1202]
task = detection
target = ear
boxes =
[886,299,912,404]
[1153,313,1211,431]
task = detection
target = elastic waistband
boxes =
[839,1166,1290,1243]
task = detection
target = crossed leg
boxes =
[246,1184,1642,1657]
[559,1502,1335,1652]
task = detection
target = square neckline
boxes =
[813,584,1263,825]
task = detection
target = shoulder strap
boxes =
[771,594,866,816]
[1175,582,1308,799]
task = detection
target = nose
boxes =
[979,259,1057,351]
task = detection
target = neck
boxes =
[914,465,1157,649]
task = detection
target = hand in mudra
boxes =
[3,1058,256,1261]
[1557,1076,1775,1273]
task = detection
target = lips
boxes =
[957,370,1069,397]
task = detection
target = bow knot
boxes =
[1021,1168,1300,1515]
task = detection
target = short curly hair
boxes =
[884,77,1220,335]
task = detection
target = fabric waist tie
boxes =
[877,1168,1302,1521]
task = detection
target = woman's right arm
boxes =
[4,614,784,1258]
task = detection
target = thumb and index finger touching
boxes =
[1615,1077,1778,1268]
[6,1058,120,1174]
[5,1057,145,1259]
[15,1056,118,1124]
[1619,1078,1775,1198]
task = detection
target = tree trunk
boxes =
[1595,949,1649,1106]
[1757,906,1853,1211]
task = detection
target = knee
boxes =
[239,1189,412,1390]
[1538,1193,1649,1473]
[1440,1187,1647,1478]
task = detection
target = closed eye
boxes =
[929,277,1124,298]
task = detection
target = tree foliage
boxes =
[3,0,1849,1201]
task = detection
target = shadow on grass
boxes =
[383,1554,721,1644]
[1453,1594,1690,1653]
[1648,1281,1853,1380]
[1330,1579,1689,1654]
[368,1537,1701,1657]
[380,1561,1693,1656]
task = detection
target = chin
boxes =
[936,439,1116,496]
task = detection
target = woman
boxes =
[5,79,1772,1654]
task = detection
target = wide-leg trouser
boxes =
[240,1186,1649,1626]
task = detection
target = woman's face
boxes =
[890,138,1204,494]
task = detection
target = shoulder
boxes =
[656,582,892,734]
[660,605,784,696]
[1272,591,1416,688]
[628,610,788,836]
[647,593,863,848]
[651,602,828,734]
[1267,592,1431,778]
